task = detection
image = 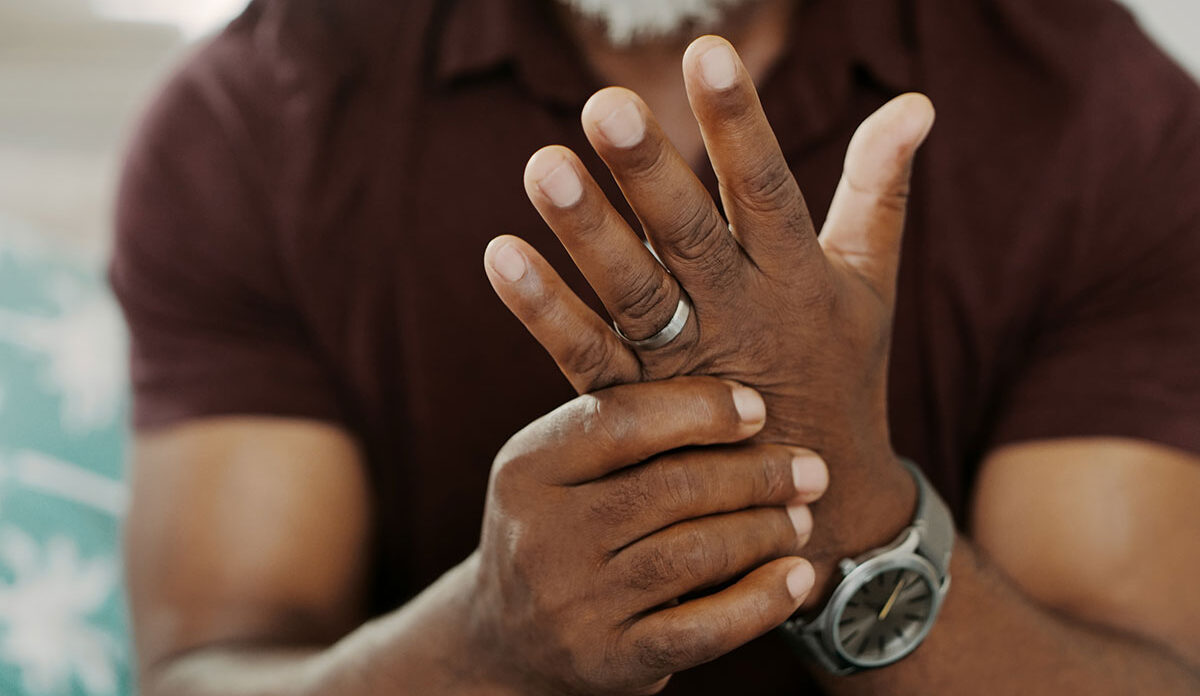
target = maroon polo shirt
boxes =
[111,0,1200,692]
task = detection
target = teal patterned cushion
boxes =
[0,215,132,695]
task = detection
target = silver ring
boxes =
[613,294,693,350]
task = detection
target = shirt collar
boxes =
[758,0,917,154]
[845,0,918,93]
[435,0,596,108]
[434,0,917,130]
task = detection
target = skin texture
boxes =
[124,28,1200,696]
[483,35,1200,694]
[130,379,827,696]
[487,36,928,586]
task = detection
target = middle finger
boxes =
[581,87,749,296]
[524,145,689,344]
[584,444,829,551]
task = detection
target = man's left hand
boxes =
[485,36,934,587]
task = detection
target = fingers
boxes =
[608,505,812,609]
[484,235,641,393]
[585,445,828,550]
[820,93,936,307]
[681,36,822,274]
[496,377,767,486]
[523,145,693,345]
[580,87,748,299]
[621,557,814,676]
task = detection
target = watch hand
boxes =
[878,578,906,620]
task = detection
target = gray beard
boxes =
[560,0,756,46]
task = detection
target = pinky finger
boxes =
[485,235,642,394]
[620,557,815,677]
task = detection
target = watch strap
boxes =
[898,458,953,580]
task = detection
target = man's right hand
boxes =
[126,376,824,696]
[462,376,826,695]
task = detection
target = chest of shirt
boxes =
[279,79,1071,562]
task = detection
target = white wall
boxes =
[1118,0,1200,79]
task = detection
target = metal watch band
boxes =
[898,458,953,580]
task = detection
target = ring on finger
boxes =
[613,293,693,351]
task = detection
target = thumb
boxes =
[819,93,935,306]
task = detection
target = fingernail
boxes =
[529,151,584,208]
[730,385,765,424]
[787,504,812,538]
[490,243,527,282]
[791,451,829,498]
[699,43,738,91]
[786,561,815,601]
[597,99,646,149]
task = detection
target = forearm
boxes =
[142,555,519,696]
[816,539,1199,695]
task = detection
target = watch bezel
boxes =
[825,552,943,669]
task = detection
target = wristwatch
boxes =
[780,459,954,675]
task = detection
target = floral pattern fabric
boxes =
[0,215,132,695]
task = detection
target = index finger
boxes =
[496,377,767,486]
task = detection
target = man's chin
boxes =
[558,0,755,48]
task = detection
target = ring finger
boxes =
[524,145,691,346]
[606,505,812,611]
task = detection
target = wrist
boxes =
[324,552,528,696]
[439,552,538,696]
[804,453,917,606]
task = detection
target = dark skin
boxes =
[126,20,1200,696]
[486,35,928,586]
[485,33,1200,694]
[130,380,831,696]
[466,378,822,694]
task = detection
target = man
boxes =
[111,0,1200,693]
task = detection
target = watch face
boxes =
[831,563,939,667]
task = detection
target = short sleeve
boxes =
[110,37,345,431]
[989,19,1200,456]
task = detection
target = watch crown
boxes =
[838,559,857,576]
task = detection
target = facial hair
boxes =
[560,0,757,47]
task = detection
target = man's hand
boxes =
[464,377,826,695]
[125,382,830,696]
[484,36,934,580]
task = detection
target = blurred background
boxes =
[0,1,1196,694]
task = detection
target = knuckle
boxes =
[611,270,677,326]
[560,335,616,382]
[658,202,729,263]
[581,392,635,451]
[624,525,729,592]
[627,546,679,591]
[570,196,614,236]
[846,173,912,216]
[876,188,911,215]
[591,474,652,527]
[679,527,727,585]
[737,587,777,631]
[625,131,674,178]
[756,448,794,502]
[633,631,694,672]
[732,158,797,213]
[634,619,720,672]
[652,460,706,515]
